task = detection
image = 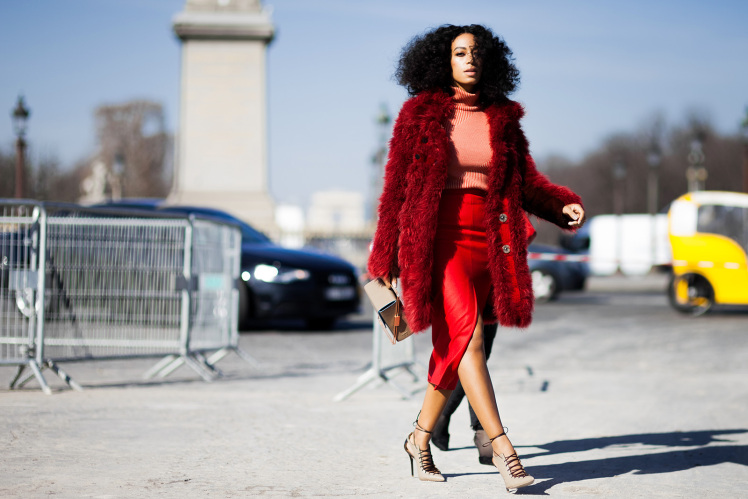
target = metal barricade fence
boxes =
[144,215,256,381]
[1,202,39,370]
[334,281,428,402]
[0,200,248,394]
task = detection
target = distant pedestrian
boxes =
[368,24,585,491]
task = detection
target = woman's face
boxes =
[450,33,481,92]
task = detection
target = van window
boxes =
[697,205,748,253]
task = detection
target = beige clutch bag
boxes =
[363,278,413,344]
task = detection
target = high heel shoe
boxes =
[473,428,494,465]
[431,414,450,452]
[488,431,534,491]
[404,420,445,482]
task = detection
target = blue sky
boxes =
[1,0,746,208]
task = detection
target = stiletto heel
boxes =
[487,430,534,491]
[403,419,445,482]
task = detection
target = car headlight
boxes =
[253,263,311,283]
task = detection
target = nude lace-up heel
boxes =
[404,419,445,482]
[488,430,534,491]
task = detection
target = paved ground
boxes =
[1,274,747,498]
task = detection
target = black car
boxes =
[528,228,590,303]
[93,201,361,330]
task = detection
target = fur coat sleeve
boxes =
[515,121,582,226]
[367,100,417,279]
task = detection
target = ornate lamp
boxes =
[11,96,30,198]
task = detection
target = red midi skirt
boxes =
[428,188,492,390]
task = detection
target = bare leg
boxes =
[457,316,517,458]
[413,385,452,450]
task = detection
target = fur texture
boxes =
[368,90,582,332]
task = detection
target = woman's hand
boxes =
[380,275,396,288]
[563,204,585,227]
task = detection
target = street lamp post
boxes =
[111,152,125,201]
[369,103,391,226]
[647,141,661,215]
[11,96,30,199]
[741,107,748,194]
[686,135,707,192]
[646,141,662,271]
[612,158,626,215]
[612,158,627,274]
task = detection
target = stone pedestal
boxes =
[170,0,276,236]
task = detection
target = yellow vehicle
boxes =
[668,191,748,315]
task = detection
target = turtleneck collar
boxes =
[452,85,480,110]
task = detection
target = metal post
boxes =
[369,104,391,226]
[612,159,626,216]
[15,137,26,199]
[34,206,47,368]
[741,108,748,194]
[179,215,215,381]
[33,205,51,394]
[612,159,626,273]
[179,219,194,358]
[744,143,748,194]
[647,143,661,271]
[686,136,707,192]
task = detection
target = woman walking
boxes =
[368,24,584,491]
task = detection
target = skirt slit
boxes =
[428,188,492,391]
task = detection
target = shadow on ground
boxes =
[512,429,748,495]
[241,316,373,332]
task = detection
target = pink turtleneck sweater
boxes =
[445,86,491,191]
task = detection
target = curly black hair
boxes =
[395,24,520,104]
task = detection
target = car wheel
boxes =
[532,269,558,303]
[238,281,252,331]
[668,273,713,316]
[306,317,337,331]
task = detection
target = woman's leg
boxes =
[430,384,462,450]
[468,322,498,430]
[457,316,517,458]
[413,386,452,450]
[436,322,497,450]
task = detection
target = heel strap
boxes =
[413,420,433,434]
[412,411,433,434]
[482,427,509,447]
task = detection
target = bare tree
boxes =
[534,113,744,245]
[0,147,15,198]
[93,100,171,199]
[0,145,84,202]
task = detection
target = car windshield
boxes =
[159,207,271,244]
[697,204,748,253]
[238,224,271,244]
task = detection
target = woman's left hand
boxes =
[563,204,585,227]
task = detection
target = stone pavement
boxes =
[1,275,747,498]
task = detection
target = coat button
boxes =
[502,244,511,254]
[415,154,420,159]
[499,213,508,223]
[421,137,428,143]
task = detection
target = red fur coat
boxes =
[368,89,582,332]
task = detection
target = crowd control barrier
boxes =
[0,200,251,394]
[334,285,428,401]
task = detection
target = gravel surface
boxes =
[2,274,747,498]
